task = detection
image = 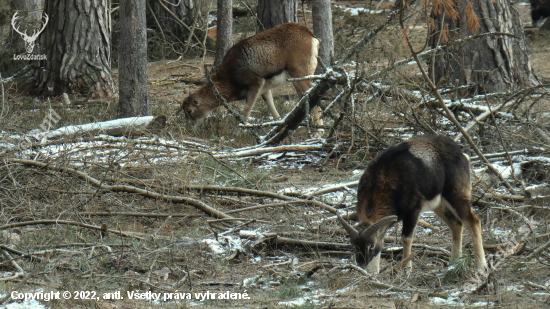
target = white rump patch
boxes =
[263,71,290,92]
[421,194,442,212]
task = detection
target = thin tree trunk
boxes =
[119,0,149,117]
[214,0,232,66]
[33,0,114,97]
[428,0,538,94]
[312,0,333,72]
[256,0,297,31]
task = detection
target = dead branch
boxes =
[0,252,51,304]
[333,264,449,298]
[454,100,514,142]
[215,143,325,159]
[526,238,550,260]
[239,230,350,250]
[155,0,205,51]
[7,158,232,219]
[44,115,167,141]
[263,73,337,145]
[0,220,142,239]
[78,212,197,219]
[402,24,517,194]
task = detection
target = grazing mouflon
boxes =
[338,135,487,273]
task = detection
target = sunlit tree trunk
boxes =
[119,0,149,117]
[214,0,232,66]
[312,0,333,72]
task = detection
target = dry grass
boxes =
[0,1,550,308]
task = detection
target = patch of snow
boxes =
[491,228,512,237]
[1,290,49,309]
[202,235,244,256]
[334,5,387,15]
[431,297,493,307]
[4,300,48,309]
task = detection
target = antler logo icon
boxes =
[11,11,49,54]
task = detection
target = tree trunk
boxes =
[214,0,232,66]
[256,0,297,31]
[312,0,333,71]
[33,0,114,97]
[119,0,149,117]
[428,0,538,94]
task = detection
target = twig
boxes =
[0,220,142,240]
[401,20,516,194]
[0,73,6,120]
[454,100,513,143]
[8,158,232,219]
[78,212,196,218]
[334,264,449,298]
[526,238,550,260]
[0,252,52,305]
[155,0,205,51]
[240,231,350,250]
[147,1,166,42]
[215,143,324,159]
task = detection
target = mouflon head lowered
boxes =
[338,135,487,274]
[181,23,323,128]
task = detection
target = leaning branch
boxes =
[402,27,516,193]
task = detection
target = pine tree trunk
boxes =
[256,0,297,31]
[34,0,114,97]
[428,0,538,94]
[312,0,333,71]
[214,0,232,66]
[118,0,149,117]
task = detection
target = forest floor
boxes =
[1,1,550,309]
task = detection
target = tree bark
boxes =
[33,0,114,97]
[119,0,149,117]
[312,0,333,71]
[256,0,297,31]
[428,0,538,94]
[214,0,232,66]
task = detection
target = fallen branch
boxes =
[215,143,324,159]
[263,73,337,145]
[78,212,197,218]
[0,220,142,239]
[334,264,449,298]
[0,252,51,305]
[526,238,550,260]
[403,24,516,194]
[7,158,232,219]
[44,115,167,141]
[239,231,350,251]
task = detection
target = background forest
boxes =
[0,0,550,308]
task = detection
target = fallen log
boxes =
[44,115,166,141]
